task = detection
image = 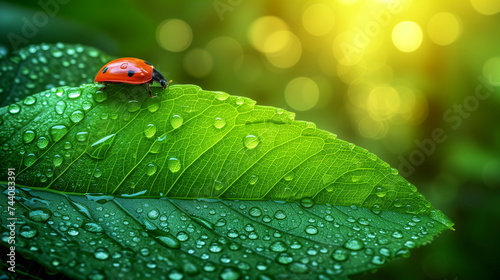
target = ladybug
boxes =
[94,57,169,97]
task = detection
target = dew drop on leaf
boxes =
[28,208,52,222]
[70,110,84,123]
[249,207,262,217]
[50,124,68,142]
[170,114,184,129]
[168,157,181,173]
[67,87,81,98]
[94,247,110,260]
[88,134,116,159]
[19,225,38,239]
[300,197,314,208]
[23,130,36,144]
[213,117,226,129]
[24,153,36,167]
[243,135,260,149]
[145,163,157,176]
[23,95,36,105]
[214,91,229,101]
[127,100,141,112]
[8,104,21,114]
[331,248,349,261]
[343,238,365,251]
[76,131,89,142]
[36,137,49,149]
[53,154,63,167]
[143,123,157,139]
[270,241,288,252]
[248,174,258,185]
[156,233,181,249]
[305,225,318,235]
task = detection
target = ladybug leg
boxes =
[148,82,153,98]
[152,68,169,89]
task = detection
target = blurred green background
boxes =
[1,0,499,279]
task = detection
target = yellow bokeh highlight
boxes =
[428,13,462,46]
[471,0,500,15]
[183,49,213,78]
[156,19,192,52]
[367,85,400,121]
[302,3,335,36]
[248,16,289,54]
[265,31,302,68]
[483,56,500,86]
[284,77,319,111]
[358,118,388,139]
[392,21,423,53]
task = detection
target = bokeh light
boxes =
[248,16,289,54]
[470,0,500,15]
[392,21,423,52]
[428,13,462,46]
[302,3,335,36]
[482,56,500,86]
[284,77,319,111]
[156,19,192,52]
[183,49,213,78]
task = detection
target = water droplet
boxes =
[53,154,63,167]
[8,104,21,114]
[36,137,49,149]
[213,117,226,129]
[145,163,157,176]
[93,169,102,178]
[249,207,262,217]
[168,157,181,173]
[235,97,244,105]
[305,225,318,235]
[375,186,387,198]
[93,90,108,102]
[127,100,141,112]
[50,125,68,142]
[270,241,288,252]
[19,225,37,238]
[147,101,160,112]
[288,262,309,273]
[144,124,157,139]
[276,253,294,264]
[214,180,225,191]
[177,231,189,242]
[28,208,52,222]
[300,198,314,208]
[147,209,160,220]
[274,210,286,220]
[150,134,167,154]
[51,49,63,58]
[284,172,294,181]
[24,153,37,167]
[392,231,403,239]
[343,238,364,251]
[368,255,385,266]
[83,222,104,233]
[67,87,81,98]
[214,91,229,101]
[348,143,355,150]
[76,131,89,142]
[156,233,180,249]
[243,135,260,149]
[88,134,116,159]
[70,110,84,123]
[170,115,184,129]
[23,96,36,105]
[94,247,110,260]
[23,130,36,144]
[219,268,240,280]
[390,168,399,175]
[331,249,349,261]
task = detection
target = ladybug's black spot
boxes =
[127,70,135,77]
[144,61,152,66]
[102,66,108,74]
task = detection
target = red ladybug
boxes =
[94,57,169,97]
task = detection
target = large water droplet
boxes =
[67,87,81,99]
[214,91,229,101]
[53,154,63,167]
[270,241,288,252]
[55,101,66,115]
[8,104,21,114]
[76,131,89,142]
[168,157,181,173]
[305,225,318,235]
[127,100,141,112]
[156,233,181,249]
[19,225,38,239]
[249,207,262,217]
[28,208,52,222]
[23,96,37,105]
[145,163,157,176]
[88,134,116,159]
[331,248,349,261]
[144,124,157,139]
[249,174,258,185]
[70,110,84,123]
[170,114,184,129]
[36,137,49,149]
[50,125,68,142]
[24,153,37,167]
[300,198,314,208]
[93,90,108,102]
[243,135,260,149]
[94,247,110,260]
[213,117,226,129]
[23,130,36,144]
[150,134,167,154]
[343,238,365,251]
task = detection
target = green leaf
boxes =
[0,44,453,279]
[0,43,113,106]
